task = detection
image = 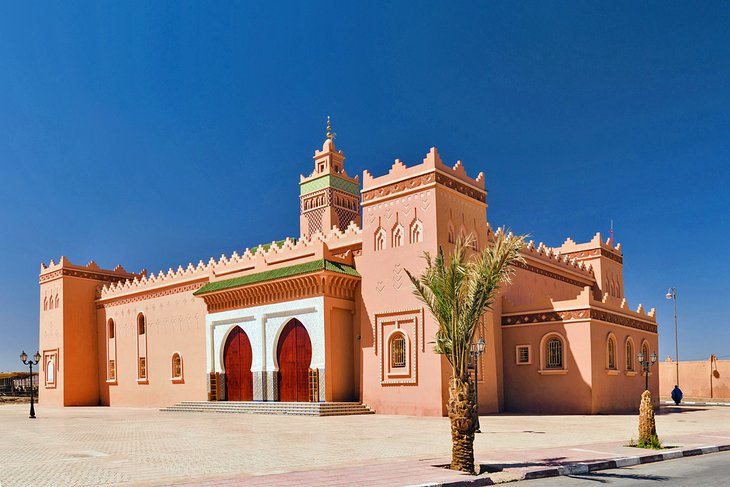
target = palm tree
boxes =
[406,229,525,473]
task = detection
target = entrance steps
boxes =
[160,401,375,416]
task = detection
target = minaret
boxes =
[299,117,361,238]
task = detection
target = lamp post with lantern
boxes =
[666,287,680,386]
[20,350,41,419]
[470,337,486,433]
[638,349,657,392]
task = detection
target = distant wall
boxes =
[660,356,730,400]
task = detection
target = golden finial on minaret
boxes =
[326,116,336,140]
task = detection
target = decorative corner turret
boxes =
[555,231,625,300]
[299,117,361,238]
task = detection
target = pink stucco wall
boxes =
[97,285,208,407]
[660,357,730,401]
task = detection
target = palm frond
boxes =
[407,229,526,379]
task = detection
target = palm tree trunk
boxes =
[447,377,477,473]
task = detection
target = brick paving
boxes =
[1,404,729,486]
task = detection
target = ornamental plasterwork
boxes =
[563,248,623,264]
[40,268,133,284]
[501,308,657,333]
[362,172,484,204]
[200,272,359,313]
[374,308,425,385]
[392,264,404,290]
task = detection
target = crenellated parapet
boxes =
[485,226,596,287]
[39,256,140,285]
[502,282,658,333]
[362,147,486,205]
[555,232,623,264]
[97,223,364,302]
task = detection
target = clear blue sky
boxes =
[1,2,728,372]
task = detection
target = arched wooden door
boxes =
[223,326,253,401]
[277,319,312,402]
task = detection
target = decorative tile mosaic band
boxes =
[502,308,657,333]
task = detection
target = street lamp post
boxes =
[470,337,486,433]
[20,350,41,419]
[666,288,679,387]
[637,350,658,392]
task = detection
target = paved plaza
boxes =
[2,404,730,486]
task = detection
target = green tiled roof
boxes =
[194,259,360,295]
[300,174,360,196]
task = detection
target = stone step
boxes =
[160,401,375,416]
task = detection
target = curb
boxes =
[521,443,730,481]
[415,443,730,486]
[662,400,730,407]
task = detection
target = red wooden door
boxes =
[277,320,312,402]
[223,326,253,401]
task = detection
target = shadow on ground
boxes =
[565,471,671,483]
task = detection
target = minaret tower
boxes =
[299,117,361,237]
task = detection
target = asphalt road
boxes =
[524,451,730,486]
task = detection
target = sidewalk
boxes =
[147,431,730,486]
[2,403,729,487]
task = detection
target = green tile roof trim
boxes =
[249,238,297,253]
[194,259,360,295]
[300,174,360,196]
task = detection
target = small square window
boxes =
[516,345,531,365]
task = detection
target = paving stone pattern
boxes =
[2,404,730,486]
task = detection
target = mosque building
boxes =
[38,122,659,415]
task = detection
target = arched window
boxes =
[545,336,563,369]
[375,228,386,251]
[448,223,455,244]
[54,294,59,308]
[607,336,616,370]
[108,319,115,339]
[137,314,146,335]
[642,342,650,365]
[410,219,423,244]
[137,313,148,380]
[392,225,404,247]
[390,334,406,368]
[43,297,48,311]
[172,353,183,380]
[626,339,634,371]
[46,360,54,383]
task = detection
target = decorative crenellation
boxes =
[362,147,486,204]
[556,232,623,262]
[485,225,595,280]
[599,292,657,318]
[39,257,140,284]
[98,223,365,300]
[97,282,206,309]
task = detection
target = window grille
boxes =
[308,368,319,402]
[517,346,530,364]
[546,337,563,369]
[391,335,406,368]
[626,341,634,370]
[172,354,182,378]
[139,357,146,379]
[108,360,116,380]
[138,314,146,335]
[608,338,616,369]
